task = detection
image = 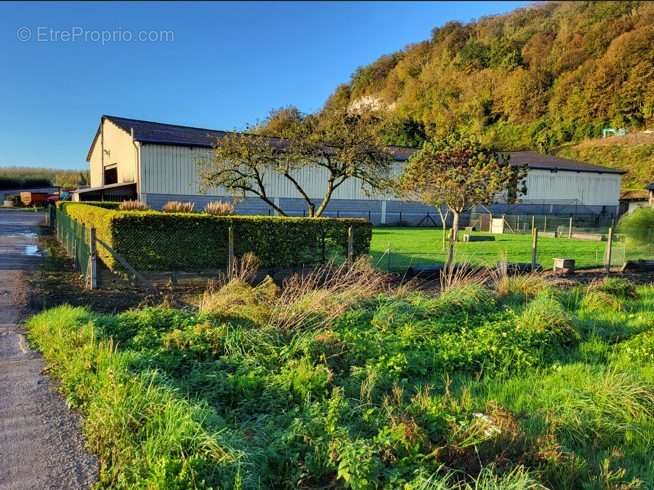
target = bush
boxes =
[162,201,195,213]
[59,203,372,271]
[205,201,235,216]
[619,207,654,246]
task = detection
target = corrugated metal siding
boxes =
[140,144,398,200]
[140,144,621,207]
[523,170,621,206]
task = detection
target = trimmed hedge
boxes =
[58,203,372,271]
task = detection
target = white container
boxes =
[3,200,14,207]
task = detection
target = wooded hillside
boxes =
[326,1,654,160]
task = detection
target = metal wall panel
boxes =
[139,144,621,207]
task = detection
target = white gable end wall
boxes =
[88,119,139,187]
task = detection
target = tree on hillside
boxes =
[398,134,527,268]
[199,106,394,217]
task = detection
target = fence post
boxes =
[531,227,539,271]
[227,225,235,276]
[531,215,535,232]
[347,226,354,263]
[543,216,547,233]
[88,227,97,289]
[605,227,613,274]
[516,214,520,233]
[568,217,573,239]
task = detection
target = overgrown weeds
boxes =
[26,275,654,489]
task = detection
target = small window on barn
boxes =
[104,167,118,185]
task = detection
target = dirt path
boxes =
[0,210,97,490]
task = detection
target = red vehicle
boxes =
[20,192,50,206]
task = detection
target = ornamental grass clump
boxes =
[205,201,235,216]
[118,199,149,211]
[162,201,195,213]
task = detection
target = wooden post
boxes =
[347,226,354,263]
[489,213,493,232]
[88,227,97,289]
[568,217,573,239]
[531,227,539,271]
[605,227,613,274]
[227,225,235,276]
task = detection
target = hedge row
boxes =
[58,203,372,272]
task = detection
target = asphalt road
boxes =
[0,210,97,490]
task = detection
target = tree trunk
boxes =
[314,179,336,218]
[445,210,460,271]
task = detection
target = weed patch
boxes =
[26,275,654,488]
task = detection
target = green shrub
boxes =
[619,207,654,246]
[59,202,372,271]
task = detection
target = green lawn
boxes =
[371,227,611,270]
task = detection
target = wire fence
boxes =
[55,206,91,280]
[51,203,653,286]
[372,226,654,274]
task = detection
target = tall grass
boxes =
[25,279,654,488]
[27,306,241,488]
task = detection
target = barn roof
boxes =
[98,115,422,162]
[96,116,624,174]
[504,151,624,174]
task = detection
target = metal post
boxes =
[543,216,547,233]
[568,217,573,239]
[531,215,535,232]
[347,226,354,263]
[88,227,97,289]
[227,225,235,276]
[605,227,613,274]
[516,214,520,233]
[531,227,538,271]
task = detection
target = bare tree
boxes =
[198,106,395,217]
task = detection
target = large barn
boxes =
[76,115,624,224]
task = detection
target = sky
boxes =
[0,1,529,170]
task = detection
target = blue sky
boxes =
[0,1,529,169]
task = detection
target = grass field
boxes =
[371,227,616,271]
[27,274,654,488]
